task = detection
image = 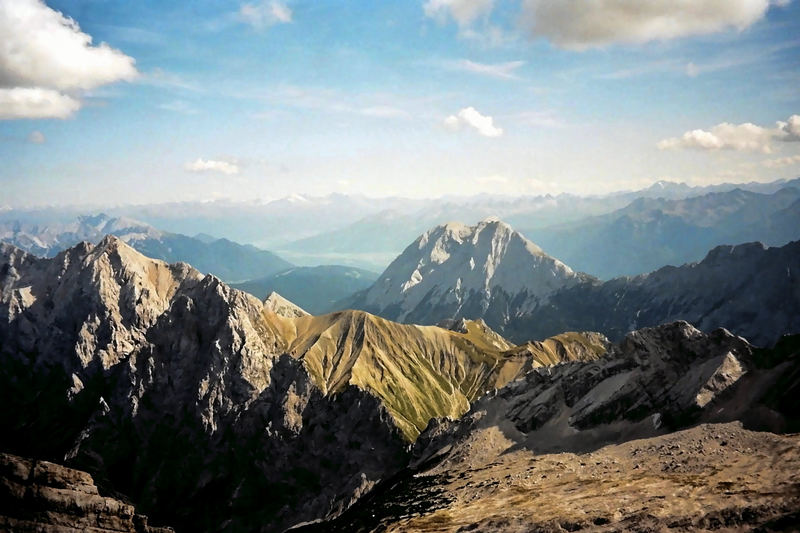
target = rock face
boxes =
[0,237,603,531]
[0,452,172,532]
[352,218,584,335]
[299,323,800,532]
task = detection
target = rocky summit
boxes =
[0,237,606,531]
[351,217,585,335]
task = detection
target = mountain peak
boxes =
[357,218,580,330]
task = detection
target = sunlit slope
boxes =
[263,307,607,440]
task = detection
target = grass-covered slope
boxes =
[262,308,607,440]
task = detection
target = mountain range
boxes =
[2,178,800,531]
[4,177,798,274]
[523,186,800,279]
[0,213,291,282]
[277,178,800,273]
[0,234,798,531]
[0,237,606,530]
[349,218,800,347]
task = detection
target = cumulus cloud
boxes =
[27,130,45,144]
[444,106,503,137]
[658,114,800,153]
[238,1,292,29]
[762,154,800,168]
[0,87,81,120]
[778,114,800,141]
[519,0,772,50]
[185,158,240,175]
[0,0,137,119]
[451,59,525,80]
[424,0,494,26]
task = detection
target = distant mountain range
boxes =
[278,178,800,274]
[4,177,797,273]
[348,218,800,347]
[523,186,800,279]
[0,213,291,282]
[232,265,378,315]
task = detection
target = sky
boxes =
[0,0,799,207]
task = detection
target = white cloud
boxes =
[0,0,137,119]
[451,59,525,80]
[444,106,503,137]
[658,114,800,153]
[519,0,772,50]
[0,87,80,120]
[238,1,292,29]
[778,114,800,141]
[185,158,240,175]
[762,154,800,168]
[27,130,45,144]
[424,0,494,26]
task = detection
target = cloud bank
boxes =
[658,114,800,153]
[0,0,137,119]
[519,0,773,49]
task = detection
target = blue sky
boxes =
[0,0,799,206]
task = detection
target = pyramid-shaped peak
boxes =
[264,291,309,318]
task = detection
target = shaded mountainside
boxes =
[524,186,800,279]
[0,213,292,282]
[0,237,603,531]
[349,217,585,333]
[232,265,378,315]
[297,322,800,532]
[513,240,800,347]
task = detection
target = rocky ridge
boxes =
[299,322,800,532]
